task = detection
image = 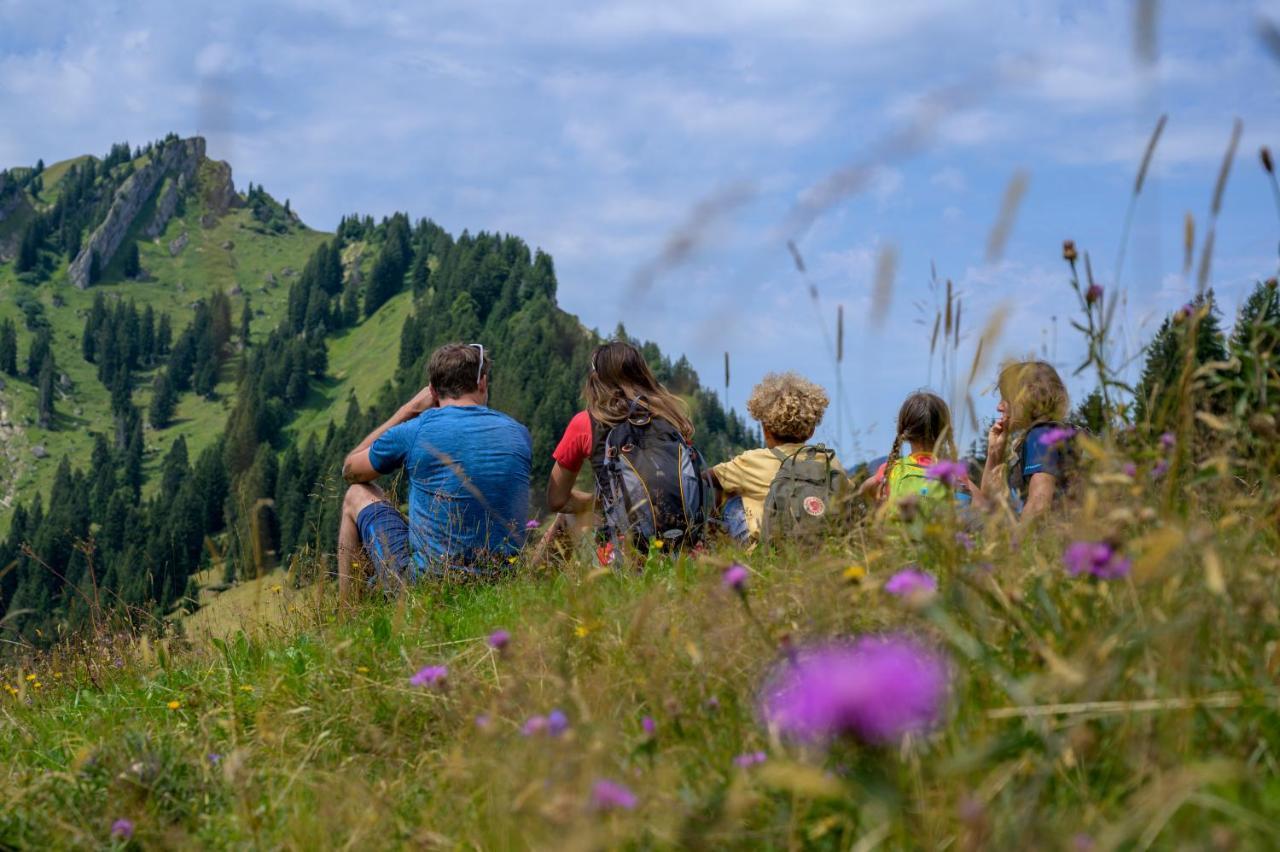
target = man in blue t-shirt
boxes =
[337,342,532,601]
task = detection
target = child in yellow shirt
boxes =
[710,372,842,544]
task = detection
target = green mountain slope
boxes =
[0,135,756,640]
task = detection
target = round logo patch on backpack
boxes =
[803,495,826,517]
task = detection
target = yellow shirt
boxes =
[713,444,844,538]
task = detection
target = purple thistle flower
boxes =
[111,818,134,840]
[547,709,570,736]
[883,568,937,598]
[1159,432,1176,451]
[488,629,511,650]
[954,531,974,551]
[1122,462,1137,478]
[1151,459,1169,479]
[722,563,749,593]
[521,715,548,736]
[591,779,638,811]
[705,696,720,712]
[1062,541,1131,580]
[1085,283,1103,304]
[409,665,448,688]
[525,519,540,530]
[1038,426,1077,447]
[733,750,768,768]
[923,459,968,488]
[641,716,655,736]
[759,634,949,745]
[475,714,491,729]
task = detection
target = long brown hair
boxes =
[880,391,956,499]
[585,341,695,440]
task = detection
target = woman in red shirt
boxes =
[538,341,695,558]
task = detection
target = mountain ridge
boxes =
[0,134,756,640]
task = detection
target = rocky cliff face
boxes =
[68,137,206,289]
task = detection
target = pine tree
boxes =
[123,241,141,278]
[26,327,51,380]
[1227,279,1280,423]
[1134,294,1229,429]
[88,250,101,286]
[16,220,39,273]
[156,312,172,357]
[36,353,55,429]
[0,319,17,375]
[241,297,253,346]
[149,370,177,429]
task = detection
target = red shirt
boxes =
[552,411,593,472]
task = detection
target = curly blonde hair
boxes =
[746,372,830,442]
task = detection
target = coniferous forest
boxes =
[0,137,756,644]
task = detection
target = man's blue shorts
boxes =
[356,502,417,585]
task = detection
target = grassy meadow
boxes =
[2,431,1278,849]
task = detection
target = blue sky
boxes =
[3,0,1280,458]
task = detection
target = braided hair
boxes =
[878,391,956,500]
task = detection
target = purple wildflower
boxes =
[883,568,937,598]
[547,709,570,736]
[641,716,656,736]
[1085,283,1103,304]
[591,779,638,811]
[733,750,768,768]
[1122,462,1137,478]
[760,634,949,745]
[1062,541,1131,580]
[1159,432,1176,451]
[488,629,511,651]
[111,818,134,840]
[923,459,968,488]
[954,531,974,551]
[1038,426,1077,447]
[525,519,540,530]
[1151,459,1169,479]
[722,563,749,593]
[475,714,491,729]
[207,752,222,766]
[409,665,448,688]
[521,715,548,736]
[1073,833,1096,851]
[705,696,720,712]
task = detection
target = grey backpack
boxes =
[759,445,843,544]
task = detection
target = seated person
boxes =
[860,390,971,516]
[543,341,700,562]
[709,372,842,545]
[976,359,1074,527]
[337,342,532,600]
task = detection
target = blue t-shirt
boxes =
[369,405,532,568]
[1007,424,1067,513]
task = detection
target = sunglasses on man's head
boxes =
[469,343,485,386]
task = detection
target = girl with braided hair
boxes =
[859,391,969,515]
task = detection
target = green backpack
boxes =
[759,445,844,544]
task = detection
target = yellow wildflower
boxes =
[356,666,370,673]
[167,700,182,710]
[843,565,866,582]
[25,673,36,682]
[33,682,42,689]
[239,685,254,693]
[651,538,665,550]
[574,625,590,639]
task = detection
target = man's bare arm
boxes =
[342,386,437,483]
